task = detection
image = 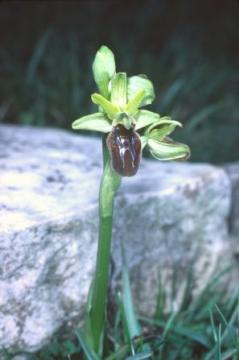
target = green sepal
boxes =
[110,72,127,108]
[72,112,112,133]
[135,110,160,130]
[128,75,155,106]
[148,137,191,161]
[91,93,120,120]
[92,46,116,99]
[126,89,145,116]
[140,136,148,150]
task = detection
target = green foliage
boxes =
[8,268,238,360]
[1,9,238,163]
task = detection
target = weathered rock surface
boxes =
[225,163,239,236]
[225,163,239,261]
[113,161,232,315]
[0,125,235,356]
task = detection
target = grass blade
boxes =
[125,350,154,360]
[75,330,100,360]
[121,265,141,340]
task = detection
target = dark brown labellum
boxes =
[107,124,141,177]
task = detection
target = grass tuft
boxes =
[6,267,238,360]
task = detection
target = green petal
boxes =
[128,75,155,106]
[91,93,120,120]
[145,117,182,140]
[148,137,191,161]
[135,110,160,130]
[126,89,145,115]
[92,46,116,99]
[72,112,112,133]
[110,72,127,108]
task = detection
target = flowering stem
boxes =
[85,135,121,356]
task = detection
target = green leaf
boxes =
[105,339,153,360]
[72,112,112,133]
[128,75,155,106]
[135,110,160,130]
[126,89,145,116]
[221,349,238,360]
[91,93,120,120]
[111,72,127,108]
[121,265,141,340]
[148,137,191,161]
[75,330,101,360]
[92,45,116,99]
[126,350,154,360]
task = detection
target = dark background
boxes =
[0,0,238,162]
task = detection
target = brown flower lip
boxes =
[107,124,141,177]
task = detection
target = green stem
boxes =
[85,136,121,356]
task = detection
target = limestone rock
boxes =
[0,125,233,355]
[113,160,232,315]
